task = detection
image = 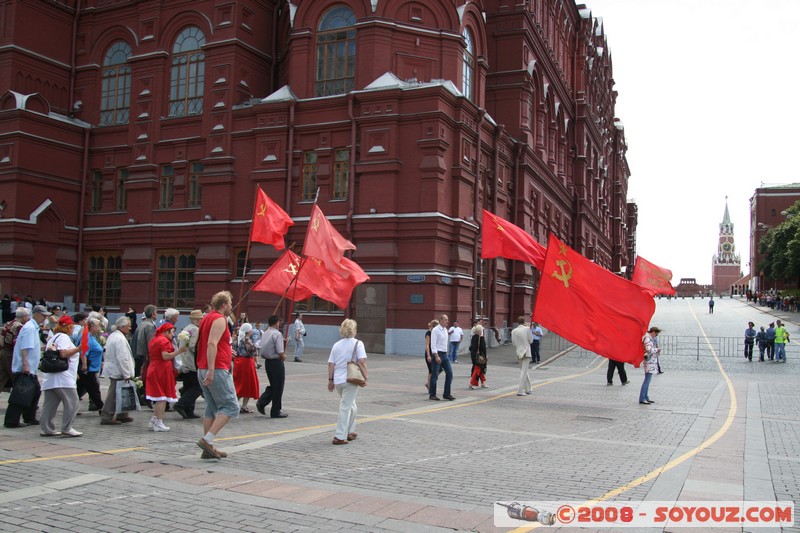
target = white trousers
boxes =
[518,356,532,394]
[334,382,359,440]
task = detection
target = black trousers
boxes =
[606,359,628,384]
[134,356,144,378]
[77,370,103,410]
[744,341,754,360]
[530,339,541,363]
[175,370,203,414]
[4,373,41,425]
[257,358,285,417]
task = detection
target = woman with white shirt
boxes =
[40,315,82,437]
[327,319,367,445]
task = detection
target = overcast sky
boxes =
[585,0,799,285]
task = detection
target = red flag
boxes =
[251,250,313,302]
[250,188,294,250]
[480,209,546,270]
[631,256,676,296]
[301,256,369,309]
[303,205,356,278]
[80,323,90,355]
[533,234,656,366]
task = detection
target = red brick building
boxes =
[0,0,636,353]
[749,184,800,293]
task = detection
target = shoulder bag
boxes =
[40,333,70,373]
[346,340,366,387]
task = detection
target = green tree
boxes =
[758,200,800,285]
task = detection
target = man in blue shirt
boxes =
[530,322,544,364]
[5,305,50,428]
[766,323,776,360]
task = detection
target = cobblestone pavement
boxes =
[0,297,798,532]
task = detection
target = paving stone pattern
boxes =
[0,297,799,532]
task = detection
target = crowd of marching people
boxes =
[0,290,376,453]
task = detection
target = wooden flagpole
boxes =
[234,184,262,317]
[282,187,320,338]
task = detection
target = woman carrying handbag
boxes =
[468,324,488,389]
[40,316,83,437]
[326,319,368,445]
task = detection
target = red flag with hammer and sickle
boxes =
[533,234,656,366]
[250,188,294,250]
[302,204,356,278]
[251,250,313,301]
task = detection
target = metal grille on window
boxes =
[100,41,132,126]
[169,27,205,117]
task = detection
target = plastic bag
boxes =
[116,380,141,413]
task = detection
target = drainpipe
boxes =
[283,100,295,213]
[472,108,486,323]
[68,0,81,117]
[75,126,90,306]
[508,140,523,324]
[346,94,356,239]
[346,94,357,319]
[72,0,86,307]
[489,124,502,328]
[272,0,286,90]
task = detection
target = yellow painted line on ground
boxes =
[0,446,146,466]
[217,358,608,441]
[510,301,739,532]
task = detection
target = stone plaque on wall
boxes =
[355,284,386,354]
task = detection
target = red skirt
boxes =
[145,358,177,402]
[233,356,259,399]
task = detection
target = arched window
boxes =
[315,6,356,97]
[169,27,205,117]
[462,28,475,102]
[100,41,132,126]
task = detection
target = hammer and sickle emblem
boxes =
[283,260,300,276]
[490,215,505,232]
[311,215,320,232]
[552,259,572,287]
[256,203,267,217]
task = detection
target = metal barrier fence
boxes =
[496,331,798,361]
[657,336,799,360]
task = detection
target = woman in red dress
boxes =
[233,323,259,413]
[146,323,184,431]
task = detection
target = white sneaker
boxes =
[61,428,83,437]
[148,416,157,430]
[468,384,476,390]
[481,383,489,388]
[153,420,170,432]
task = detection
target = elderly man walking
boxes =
[4,305,50,427]
[99,316,136,425]
[174,309,204,419]
[511,316,534,396]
